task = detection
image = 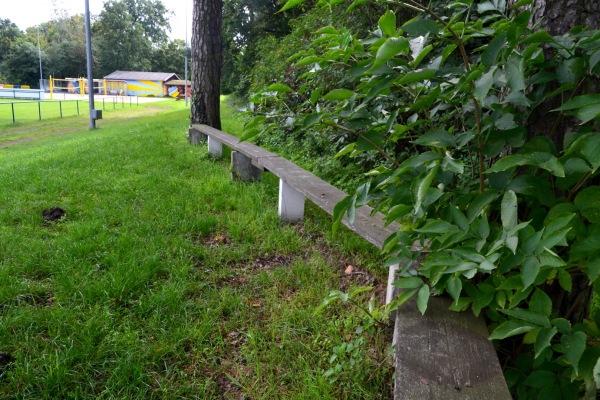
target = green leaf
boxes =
[403,19,439,37]
[415,220,461,234]
[372,37,409,69]
[521,256,540,289]
[585,255,600,284]
[501,190,518,231]
[523,370,556,388]
[555,94,600,111]
[487,153,565,177]
[323,89,356,101]
[333,195,352,233]
[558,269,572,292]
[413,167,438,213]
[417,284,430,315]
[535,327,557,358]
[279,0,307,12]
[594,356,600,388]
[505,54,525,92]
[482,32,507,68]
[315,26,338,35]
[529,289,552,317]
[576,103,600,124]
[467,190,500,222]
[413,130,456,148]
[574,187,600,223]
[500,308,551,328]
[446,275,462,301]
[490,321,536,340]
[590,49,600,72]
[393,276,424,289]
[398,69,435,85]
[378,10,396,37]
[450,207,469,232]
[561,331,587,375]
[296,55,322,66]
[473,67,496,101]
[265,83,294,93]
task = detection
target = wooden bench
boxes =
[188,124,511,399]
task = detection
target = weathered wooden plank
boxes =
[258,156,396,248]
[394,295,511,400]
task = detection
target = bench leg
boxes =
[208,137,223,158]
[188,129,207,145]
[278,179,305,223]
[231,151,261,182]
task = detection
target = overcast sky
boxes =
[2,0,192,42]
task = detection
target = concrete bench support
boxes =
[278,179,305,223]
[208,136,223,158]
[188,129,207,145]
[231,151,261,182]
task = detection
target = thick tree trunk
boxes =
[191,0,222,129]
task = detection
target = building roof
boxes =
[104,71,180,82]
[164,80,191,86]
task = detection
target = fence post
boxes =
[77,100,80,115]
[11,103,15,123]
[38,101,41,121]
[59,101,63,118]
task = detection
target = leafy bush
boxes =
[243,0,600,397]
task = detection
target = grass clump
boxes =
[0,101,392,399]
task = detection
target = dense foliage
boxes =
[243,0,600,397]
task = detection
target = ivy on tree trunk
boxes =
[191,0,223,129]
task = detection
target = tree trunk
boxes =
[517,0,600,35]
[191,0,223,129]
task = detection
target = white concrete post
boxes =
[208,136,223,158]
[278,179,305,223]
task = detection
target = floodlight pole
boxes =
[37,26,43,90]
[84,0,96,129]
[185,0,189,107]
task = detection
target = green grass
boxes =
[0,100,392,399]
[0,96,157,127]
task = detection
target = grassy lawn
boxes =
[0,100,392,399]
[0,97,154,128]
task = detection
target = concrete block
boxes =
[278,179,305,223]
[231,151,261,182]
[208,136,223,158]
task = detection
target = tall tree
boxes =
[93,0,171,76]
[191,0,222,128]
[2,41,47,87]
[0,19,23,72]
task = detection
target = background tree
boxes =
[221,0,300,95]
[2,41,48,87]
[151,39,189,79]
[32,16,88,79]
[94,0,171,76]
[0,19,23,70]
[191,0,222,128]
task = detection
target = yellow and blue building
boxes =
[103,71,180,97]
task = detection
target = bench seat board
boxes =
[394,295,511,399]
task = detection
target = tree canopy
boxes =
[0,0,182,87]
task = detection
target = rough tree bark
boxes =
[508,0,599,324]
[191,0,223,129]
